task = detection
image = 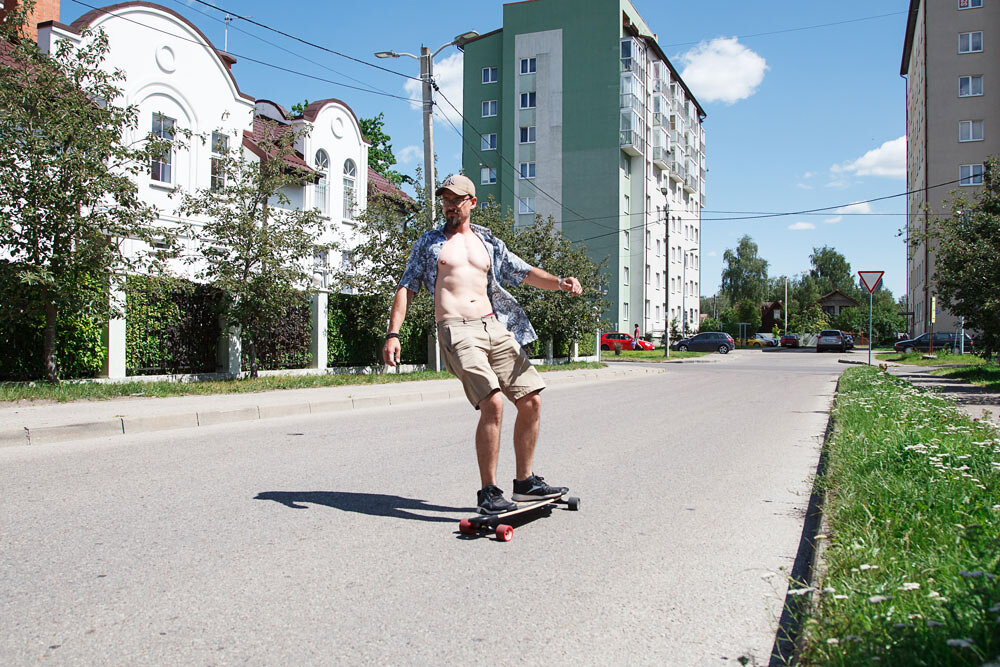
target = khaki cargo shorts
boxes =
[437,314,546,409]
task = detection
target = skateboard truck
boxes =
[458,494,580,542]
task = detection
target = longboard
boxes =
[458,494,580,541]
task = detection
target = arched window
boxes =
[343,159,357,220]
[315,149,330,216]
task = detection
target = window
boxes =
[519,92,536,109]
[624,267,630,285]
[343,159,357,219]
[623,230,630,249]
[480,167,497,184]
[645,265,650,284]
[518,197,536,214]
[621,153,631,178]
[960,75,984,96]
[624,302,629,319]
[656,239,661,256]
[959,120,984,141]
[481,133,497,150]
[959,0,983,8]
[210,132,228,192]
[150,113,175,183]
[960,164,984,185]
[482,66,498,84]
[481,100,497,117]
[959,31,983,53]
[520,57,536,74]
[519,162,536,179]
[623,195,630,214]
[314,149,329,216]
[519,126,536,143]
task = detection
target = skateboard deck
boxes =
[458,494,580,541]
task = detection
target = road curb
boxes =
[3,367,664,448]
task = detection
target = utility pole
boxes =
[662,195,670,357]
[419,45,434,224]
[784,278,788,334]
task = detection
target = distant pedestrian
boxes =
[633,323,641,349]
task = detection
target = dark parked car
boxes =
[600,332,654,351]
[894,332,975,354]
[816,329,847,353]
[670,331,735,354]
[780,334,799,348]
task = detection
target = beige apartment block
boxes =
[901,0,1000,336]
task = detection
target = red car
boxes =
[600,332,654,351]
[780,334,800,348]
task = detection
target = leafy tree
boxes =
[809,246,855,295]
[721,235,769,305]
[789,303,829,335]
[0,7,175,381]
[358,113,410,187]
[176,121,330,377]
[476,204,608,353]
[290,99,310,116]
[735,299,763,336]
[928,156,1000,358]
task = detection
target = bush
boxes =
[328,293,430,366]
[0,261,106,381]
[244,296,311,371]
[126,275,223,375]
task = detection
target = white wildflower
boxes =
[787,587,815,596]
[860,564,879,571]
[869,595,891,604]
[899,582,920,591]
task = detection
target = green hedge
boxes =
[126,275,223,375]
[327,293,429,366]
[243,297,311,371]
[0,261,106,381]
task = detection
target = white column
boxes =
[428,330,442,371]
[309,291,328,370]
[102,278,126,379]
[219,323,241,376]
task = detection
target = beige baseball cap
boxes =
[435,174,476,198]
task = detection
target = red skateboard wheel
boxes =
[459,518,476,535]
[496,524,513,542]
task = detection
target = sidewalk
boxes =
[0,365,666,447]
[886,362,1000,426]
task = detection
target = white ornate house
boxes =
[35,2,371,377]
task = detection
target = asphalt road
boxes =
[0,349,850,665]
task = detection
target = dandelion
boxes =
[899,582,920,591]
[946,638,975,648]
[869,595,891,604]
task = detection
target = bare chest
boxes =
[438,233,491,275]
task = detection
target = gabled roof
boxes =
[42,1,252,101]
[298,98,370,145]
[242,116,315,175]
[817,289,861,307]
[367,167,413,203]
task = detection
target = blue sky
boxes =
[62,0,913,298]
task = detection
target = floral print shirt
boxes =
[398,223,538,345]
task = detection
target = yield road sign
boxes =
[858,271,884,294]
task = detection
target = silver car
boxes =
[816,329,847,353]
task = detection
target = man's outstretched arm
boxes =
[382,287,414,366]
[523,267,583,296]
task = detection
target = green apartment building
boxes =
[461,0,706,338]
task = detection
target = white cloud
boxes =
[824,201,873,224]
[707,251,717,257]
[403,52,463,129]
[831,136,906,179]
[788,222,815,231]
[397,144,421,165]
[678,37,768,105]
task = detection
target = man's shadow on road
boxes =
[254,491,469,523]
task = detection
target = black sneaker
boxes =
[476,485,517,515]
[511,474,568,502]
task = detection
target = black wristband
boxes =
[385,332,401,340]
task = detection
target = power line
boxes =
[184,0,421,82]
[66,0,415,103]
[657,11,907,48]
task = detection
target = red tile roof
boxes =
[242,116,315,175]
[367,166,412,202]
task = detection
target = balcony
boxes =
[652,112,667,128]
[652,146,670,170]
[620,92,645,116]
[620,57,645,81]
[620,130,645,156]
[683,173,697,193]
[668,159,685,183]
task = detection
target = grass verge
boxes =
[799,366,1000,665]
[0,361,605,404]
[601,349,708,361]
[876,351,987,368]
[932,365,1000,393]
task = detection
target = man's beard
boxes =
[443,211,461,231]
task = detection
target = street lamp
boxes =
[375,31,479,223]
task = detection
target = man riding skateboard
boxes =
[382,174,583,515]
